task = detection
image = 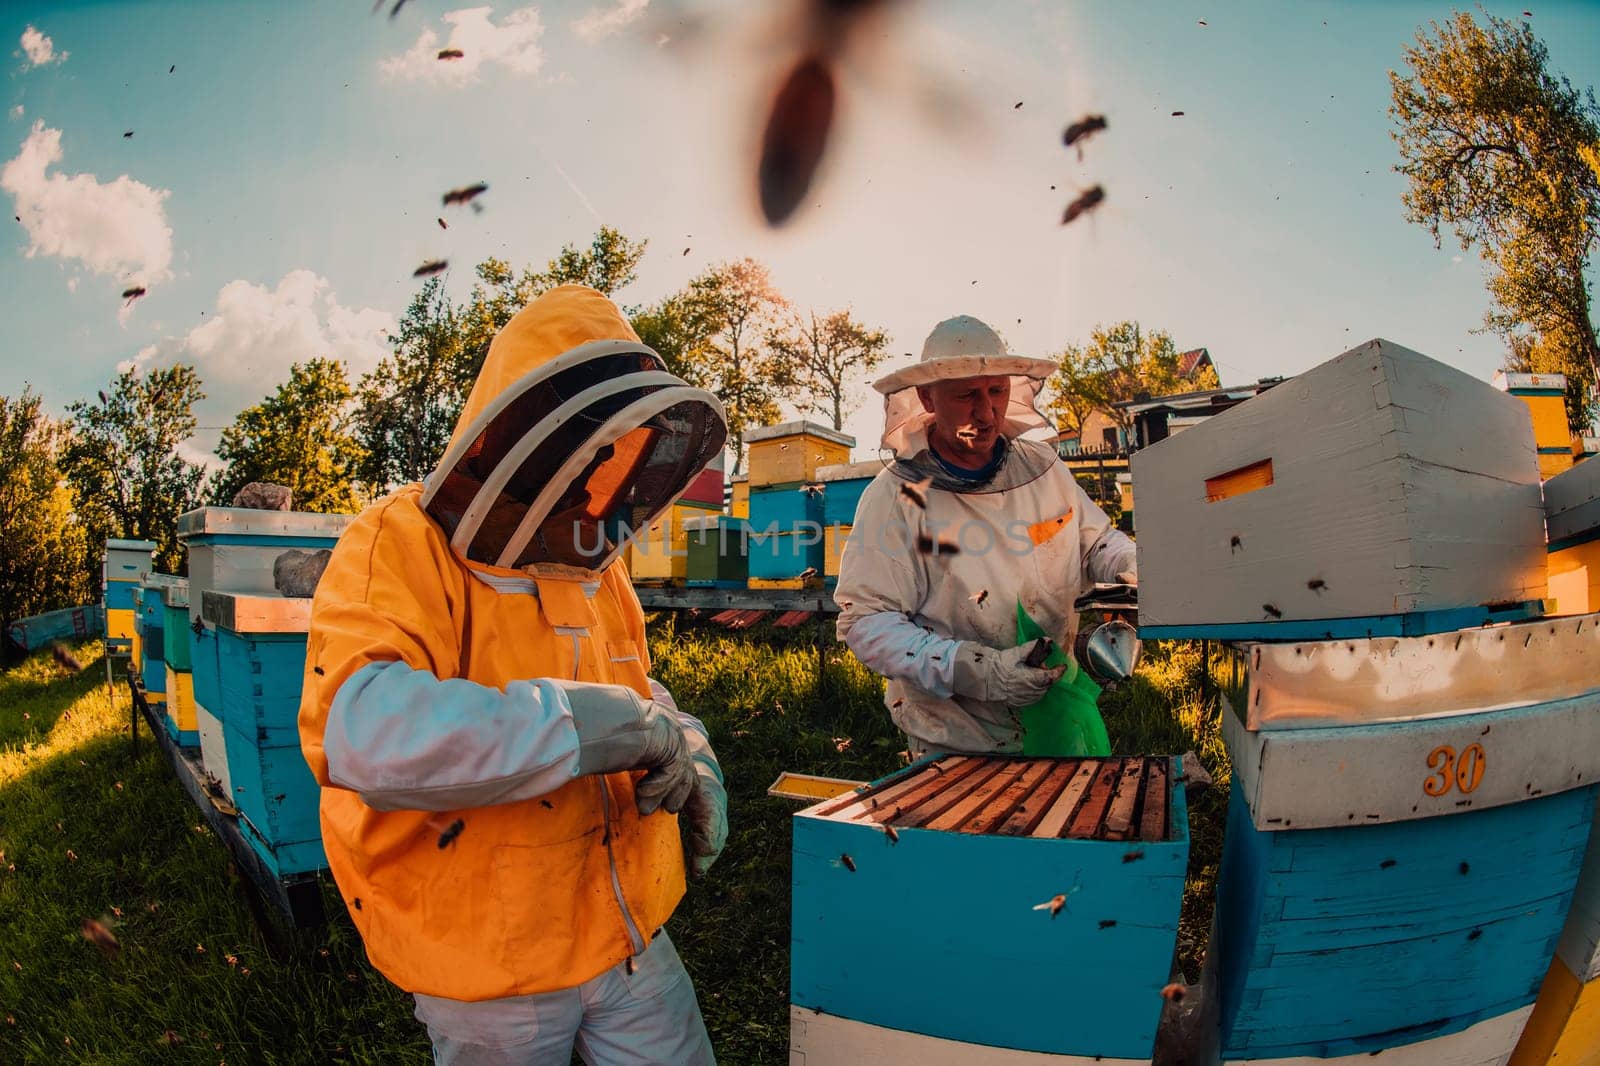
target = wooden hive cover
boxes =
[811,755,1172,842]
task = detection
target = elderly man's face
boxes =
[917,375,1010,468]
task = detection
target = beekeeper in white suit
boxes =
[834,315,1137,757]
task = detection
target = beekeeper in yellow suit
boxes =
[834,315,1136,757]
[299,285,729,1065]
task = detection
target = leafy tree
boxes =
[1504,325,1599,430]
[459,227,648,383]
[355,278,468,493]
[1047,322,1210,445]
[63,365,205,577]
[630,291,720,386]
[1390,10,1600,431]
[766,308,889,430]
[213,359,367,513]
[680,258,799,473]
[0,389,91,653]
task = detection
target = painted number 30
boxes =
[1423,743,1487,797]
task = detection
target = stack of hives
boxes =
[176,507,352,879]
[745,421,853,589]
[136,573,187,738]
[791,754,1189,1063]
[101,539,154,662]
[1133,338,1600,1064]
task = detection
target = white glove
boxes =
[681,734,728,878]
[566,683,698,816]
[950,642,1067,708]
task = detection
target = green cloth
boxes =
[1016,601,1111,757]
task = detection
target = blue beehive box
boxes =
[202,589,324,878]
[792,755,1188,1062]
[816,460,883,527]
[1209,618,1600,1063]
[750,529,824,581]
[748,483,823,533]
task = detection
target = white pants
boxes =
[413,931,716,1065]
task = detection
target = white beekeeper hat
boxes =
[873,315,1058,457]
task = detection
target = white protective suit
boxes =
[834,316,1137,755]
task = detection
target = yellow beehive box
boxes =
[1496,371,1576,481]
[164,665,198,743]
[824,525,851,578]
[750,575,823,591]
[106,607,135,641]
[629,502,710,583]
[745,421,854,489]
[1546,457,1600,616]
[730,475,749,519]
[1508,959,1600,1066]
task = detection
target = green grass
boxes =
[0,625,1228,1065]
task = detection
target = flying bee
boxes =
[839,853,856,872]
[1121,848,1144,864]
[435,818,465,849]
[969,589,988,606]
[799,482,824,496]
[899,476,933,509]
[1229,535,1242,553]
[437,217,447,230]
[441,182,489,207]
[51,643,84,672]
[80,917,119,957]
[915,534,959,556]
[799,567,820,580]
[759,54,834,225]
[881,823,899,845]
[1262,603,1283,619]
[1160,983,1186,1003]
[1061,185,1106,226]
[1033,894,1067,919]
[1061,114,1108,160]
[1307,579,1326,593]
[121,285,147,302]
[437,48,465,60]
[413,259,449,278]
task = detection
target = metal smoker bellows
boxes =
[812,755,1172,841]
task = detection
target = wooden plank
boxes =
[891,760,1012,829]
[1139,759,1169,844]
[774,610,815,628]
[960,759,1060,836]
[924,760,1033,832]
[1030,760,1102,839]
[1101,759,1146,841]
[707,609,741,624]
[812,757,969,820]
[1066,760,1125,839]
[790,1005,1151,1065]
[1222,688,1600,831]
[996,760,1081,837]
[831,759,988,824]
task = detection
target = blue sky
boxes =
[3,0,1599,464]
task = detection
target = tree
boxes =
[1045,323,1218,447]
[355,278,469,493]
[1044,342,1106,442]
[213,359,367,513]
[459,227,648,383]
[766,308,889,430]
[0,389,91,653]
[1390,10,1600,432]
[63,365,205,578]
[680,258,800,473]
[630,291,720,387]
[1504,324,1599,431]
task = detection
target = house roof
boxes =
[1176,348,1213,379]
[1113,378,1286,415]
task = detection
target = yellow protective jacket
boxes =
[298,288,686,1001]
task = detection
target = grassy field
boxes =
[0,621,1228,1065]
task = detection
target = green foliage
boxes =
[765,308,889,431]
[0,391,91,651]
[62,366,205,578]
[212,359,367,514]
[1390,9,1600,431]
[1045,322,1210,442]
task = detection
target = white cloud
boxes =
[129,270,396,462]
[19,26,66,68]
[1,121,173,306]
[9,105,22,120]
[381,6,545,86]
[573,0,648,41]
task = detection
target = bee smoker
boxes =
[1072,583,1141,689]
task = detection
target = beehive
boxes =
[160,580,191,672]
[163,664,198,747]
[177,507,351,714]
[684,516,748,588]
[745,420,853,489]
[1509,794,1600,1065]
[730,474,749,519]
[203,590,325,878]
[1133,339,1547,640]
[628,501,717,584]
[824,524,851,581]
[816,460,885,527]
[136,581,167,707]
[129,586,145,682]
[749,529,824,583]
[1545,457,1600,616]
[103,538,155,599]
[792,755,1188,1063]
[4,605,105,653]
[1212,629,1600,1064]
[1495,371,1575,480]
[748,482,823,532]
[680,447,726,509]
